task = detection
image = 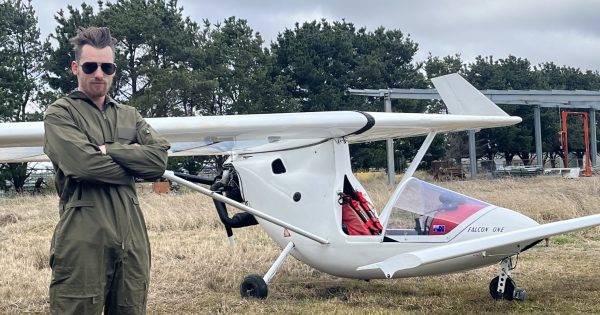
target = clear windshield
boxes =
[385,178,489,236]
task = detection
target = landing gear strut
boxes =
[240,241,295,299]
[489,256,527,301]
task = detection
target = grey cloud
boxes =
[31,0,600,70]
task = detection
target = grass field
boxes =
[1,173,599,314]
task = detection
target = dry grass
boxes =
[1,174,599,314]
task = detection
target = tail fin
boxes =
[431,73,508,117]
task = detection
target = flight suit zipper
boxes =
[101,110,115,143]
[98,105,128,252]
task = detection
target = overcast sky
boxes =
[32,0,600,72]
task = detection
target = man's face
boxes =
[71,45,115,101]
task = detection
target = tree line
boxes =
[2,0,600,192]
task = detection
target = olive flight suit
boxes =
[44,91,170,314]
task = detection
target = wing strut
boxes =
[162,170,329,245]
[379,129,437,227]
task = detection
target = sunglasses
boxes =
[80,62,117,75]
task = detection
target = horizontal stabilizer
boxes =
[432,73,508,116]
[358,213,600,278]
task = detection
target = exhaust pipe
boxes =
[210,176,258,241]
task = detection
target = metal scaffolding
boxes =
[349,88,600,182]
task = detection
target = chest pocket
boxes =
[115,107,139,144]
[117,127,137,144]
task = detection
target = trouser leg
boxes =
[104,205,150,315]
[49,207,107,315]
[104,259,149,314]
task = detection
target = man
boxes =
[44,26,170,314]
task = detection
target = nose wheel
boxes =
[240,274,268,299]
[489,275,526,301]
[489,257,527,301]
[240,241,295,299]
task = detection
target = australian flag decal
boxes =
[432,225,445,233]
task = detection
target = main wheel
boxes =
[489,276,516,300]
[240,274,268,299]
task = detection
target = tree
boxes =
[101,0,206,117]
[272,20,426,112]
[456,56,600,167]
[193,17,279,115]
[535,62,600,167]
[0,163,30,193]
[424,54,467,164]
[44,0,205,118]
[43,3,100,96]
[0,0,46,193]
[167,156,212,175]
[0,0,48,122]
[463,55,538,165]
[271,20,429,171]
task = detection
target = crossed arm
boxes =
[44,108,170,185]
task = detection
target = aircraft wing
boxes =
[0,74,520,162]
[0,111,519,162]
[357,214,600,278]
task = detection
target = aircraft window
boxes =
[385,178,488,236]
[271,158,286,174]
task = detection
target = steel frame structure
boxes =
[560,111,592,176]
[349,88,600,180]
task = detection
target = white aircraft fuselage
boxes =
[232,139,539,279]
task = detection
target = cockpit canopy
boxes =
[386,178,489,236]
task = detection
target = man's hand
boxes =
[99,143,138,155]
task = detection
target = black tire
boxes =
[489,276,516,300]
[240,274,268,299]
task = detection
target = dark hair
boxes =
[69,26,117,62]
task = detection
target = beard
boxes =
[81,78,112,99]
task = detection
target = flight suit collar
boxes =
[68,90,118,110]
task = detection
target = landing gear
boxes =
[489,276,517,300]
[240,242,295,299]
[489,257,527,301]
[240,275,268,299]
